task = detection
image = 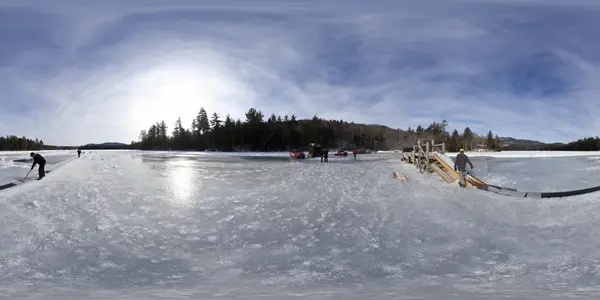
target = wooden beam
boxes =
[430,163,454,183]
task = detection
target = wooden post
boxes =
[425,141,430,174]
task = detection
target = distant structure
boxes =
[474,144,489,152]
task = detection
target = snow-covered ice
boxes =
[2,150,600,299]
[0,151,76,183]
[447,150,600,158]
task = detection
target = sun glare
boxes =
[167,159,196,205]
[128,66,207,127]
[125,57,257,139]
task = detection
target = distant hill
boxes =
[498,137,564,150]
[61,134,565,151]
[80,142,132,150]
[84,142,128,147]
[45,132,563,152]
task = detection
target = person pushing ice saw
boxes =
[29,152,47,180]
[454,148,473,188]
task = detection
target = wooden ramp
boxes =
[432,153,476,187]
[406,139,483,187]
[430,163,454,183]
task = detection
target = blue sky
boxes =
[1,0,600,145]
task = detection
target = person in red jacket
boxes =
[352,149,358,160]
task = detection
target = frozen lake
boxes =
[2,150,600,299]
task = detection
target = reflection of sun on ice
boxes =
[168,160,195,204]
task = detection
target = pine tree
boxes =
[172,117,186,149]
[210,112,221,130]
[462,127,473,150]
[172,117,184,137]
[159,121,168,149]
[486,130,494,151]
[450,129,460,152]
[268,113,277,123]
[245,108,264,124]
[416,125,424,140]
[494,134,501,152]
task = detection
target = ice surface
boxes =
[2,150,600,299]
[0,151,77,184]
[380,149,600,158]
[447,150,600,158]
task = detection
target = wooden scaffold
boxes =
[407,139,455,183]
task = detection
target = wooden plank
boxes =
[466,174,487,187]
[392,172,407,181]
[433,153,474,187]
[430,163,454,183]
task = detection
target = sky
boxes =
[1,0,600,145]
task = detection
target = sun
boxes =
[123,56,257,137]
[127,66,207,129]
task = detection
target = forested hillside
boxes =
[545,137,600,151]
[0,136,44,151]
[134,107,503,152]
[5,108,599,152]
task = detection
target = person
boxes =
[352,149,358,160]
[454,148,473,187]
[77,148,81,158]
[321,148,329,162]
[30,152,47,180]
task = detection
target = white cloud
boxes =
[2,0,600,145]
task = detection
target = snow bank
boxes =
[379,150,600,158]
[447,150,600,158]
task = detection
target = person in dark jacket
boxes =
[321,149,329,162]
[77,148,81,158]
[30,152,47,180]
[454,148,473,187]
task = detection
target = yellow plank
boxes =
[392,172,407,181]
[466,173,487,187]
[433,153,473,187]
[430,163,454,183]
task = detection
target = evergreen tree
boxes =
[486,130,495,150]
[159,121,168,149]
[449,129,460,152]
[494,135,501,151]
[0,136,44,150]
[210,112,221,130]
[198,108,210,134]
[171,117,192,149]
[416,125,424,140]
[134,107,517,153]
[462,127,473,150]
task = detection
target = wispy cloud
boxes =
[1,0,600,145]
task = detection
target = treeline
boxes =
[135,107,503,152]
[2,115,595,152]
[0,135,44,151]
[405,120,502,152]
[135,108,397,151]
[545,137,600,151]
